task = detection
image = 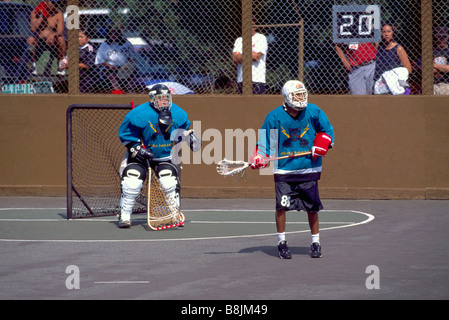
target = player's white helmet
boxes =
[149,84,172,111]
[282,80,308,110]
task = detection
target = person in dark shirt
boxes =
[373,23,412,94]
[56,28,97,93]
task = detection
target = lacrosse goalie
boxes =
[250,80,334,259]
[118,84,200,228]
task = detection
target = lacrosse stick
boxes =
[216,151,312,176]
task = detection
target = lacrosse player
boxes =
[251,80,334,259]
[117,84,200,228]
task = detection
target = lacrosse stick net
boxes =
[147,168,185,230]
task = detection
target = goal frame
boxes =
[66,104,133,220]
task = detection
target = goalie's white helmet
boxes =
[282,80,308,110]
[149,84,172,111]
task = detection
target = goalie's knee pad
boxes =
[120,163,146,215]
[155,162,180,208]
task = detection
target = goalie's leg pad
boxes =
[155,162,180,208]
[120,163,146,219]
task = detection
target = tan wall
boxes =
[0,94,448,199]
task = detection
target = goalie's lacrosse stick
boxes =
[216,151,312,176]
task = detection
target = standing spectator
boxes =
[373,23,412,95]
[232,17,268,94]
[334,42,377,95]
[432,27,449,95]
[95,27,137,94]
[28,0,66,75]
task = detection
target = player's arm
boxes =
[249,146,268,169]
[119,116,153,164]
[171,127,201,152]
[182,129,201,152]
[128,144,153,164]
[250,118,271,169]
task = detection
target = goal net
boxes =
[66,104,148,219]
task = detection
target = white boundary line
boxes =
[0,208,374,243]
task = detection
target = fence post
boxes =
[67,0,80,95]
[242,0,252,95]
[421,0,433,95]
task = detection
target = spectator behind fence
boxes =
[334,42,377,95]
[412,26,449,95]
[28,0,66,75]
[432,27,449,95]
[232,17,267,94]
[95,27,137,94]
[373,23,412,95]
[55,28,97,93]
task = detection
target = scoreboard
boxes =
[333,5,381,43]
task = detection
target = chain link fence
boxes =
[1,0,447,95]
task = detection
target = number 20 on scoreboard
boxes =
[333,5,381,43]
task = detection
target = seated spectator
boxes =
[55,28,97,93]
[27,0,66,75]
[412,26,449,95]
[432,27,449,95]
[95,27,137,93]
[373,23,412,95]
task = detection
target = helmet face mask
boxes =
[282,80,308,111]
[149,84,172,111]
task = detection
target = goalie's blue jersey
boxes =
[256,103,334,182]
[119,102,191,161]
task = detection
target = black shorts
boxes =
[275,180,323,212]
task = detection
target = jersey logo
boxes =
[281,124,309,148]
[148,121,172,136]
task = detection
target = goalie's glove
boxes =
[129,145,154,164]
[182,129,201,152]
[311,132,332,161]
[250,154,268,169]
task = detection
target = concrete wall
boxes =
[0,94,448,199]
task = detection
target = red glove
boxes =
[250,154,268,169]
[35,2,49,18]
[312,132,332,161]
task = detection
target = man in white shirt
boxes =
[232,17,268,94]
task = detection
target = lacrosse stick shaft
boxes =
[264,150,312,163]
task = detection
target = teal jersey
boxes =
[119,102,191,161]
[257,103,334,181]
